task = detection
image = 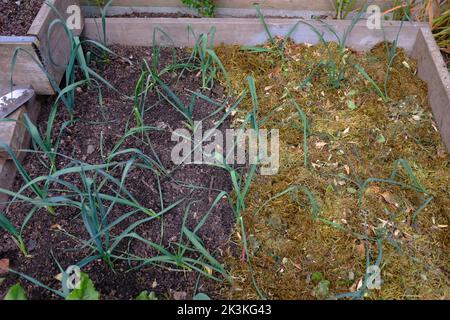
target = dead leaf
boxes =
[344,165,350,175]
[402,231,413,241]
[315,141,328,150]
[381,192,399,208]
[0,259,9,275]
[405,206,414,214]
[270,65,281,78]
[292,262,302,271]
[50,224,62,230]
[437,147,447,159]
[366,186,381,195]
[354,242,365,257]
[349,277,363,292]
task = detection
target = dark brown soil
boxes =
[0,45,235,299]
[108,12,200,19]
[0,0,43,36]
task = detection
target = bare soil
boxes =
[0,0,43,36]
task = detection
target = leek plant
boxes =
[10,1,128,119]
[242,5,301,63]
[125,195,230,281]
[297,4,368,89]
[332,0,357,19]
[188,26,230,90]
[0,212,32,257]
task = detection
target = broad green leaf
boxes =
[377,134,386,144]
[66,273,100,300]
[311,271,324,284]
[347,100,357,110]
[4,283,27,300]
[136,290,158,300]
[193,293,211,300]
[347,187,357,194]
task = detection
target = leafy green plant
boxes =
[382,19,405,100]
[0,150,179,262]
[0,211,34,257]
[99,0,114,46]
[3,283,27,300]
[10,1,127,120]
[148,68,198,130]
[350,19,405,103]
[188,26,230,90]
[136,290,158,300]
[0,141,55,215]
[211,77,260,215]
[390,0,449,53]
[334,227,384,300]
[242,5,301,64]
[352,64,389,102]
[123,196,230,282]
[23,107,72,174]
[66,273,100,300]
[204,76,267,298]
[332,0,357,19]
[286,90,310,167]
[7,268,101,300]
[131,27,229,131]
[358,159,433,224]
[193,293,211,300]
[181,0,215,17]
[298,4,368,89]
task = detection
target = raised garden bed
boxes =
[0,12,449,300]
[0,0,84,95]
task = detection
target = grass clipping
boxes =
[215,39,450,300]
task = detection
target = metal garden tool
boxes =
[0,88,35,118]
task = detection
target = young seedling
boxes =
[242,5,301,66]
[297,2,369,88]
[0,212,31,257]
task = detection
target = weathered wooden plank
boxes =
[83,18,422,54]
[0,37,54,94]
[0,91,39,160]
[0,159,17,206]
[28,0,84,92]
[412,28,450,153]
[0,95,39,207]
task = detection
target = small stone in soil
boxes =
[87,145,95,154]
[0,258,10,275]
[27,239,37,252]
